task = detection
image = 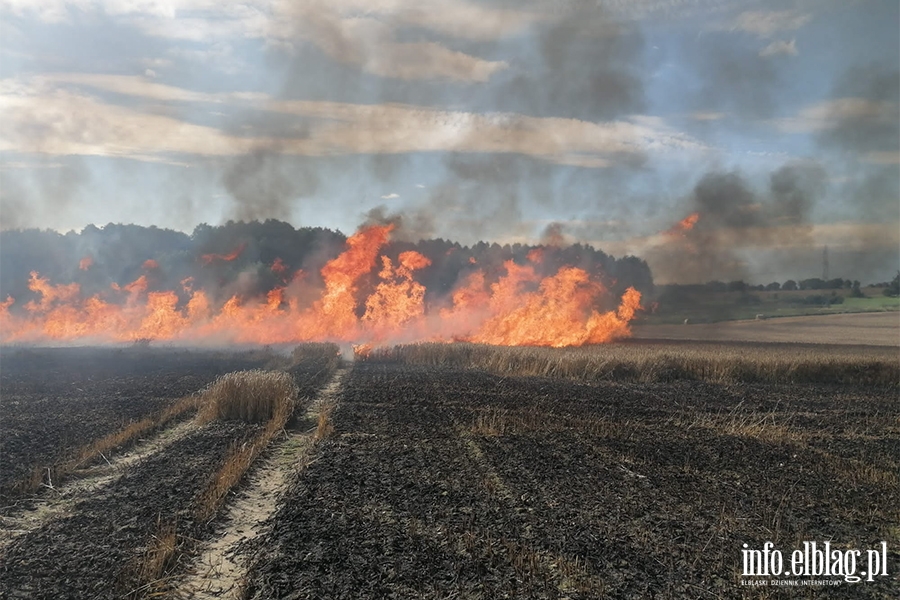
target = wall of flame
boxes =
[0,224,641,348]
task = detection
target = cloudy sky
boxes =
[0,0,897,282]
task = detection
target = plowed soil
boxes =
[245,362,899,599]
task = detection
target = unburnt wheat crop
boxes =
[368,342,899,387]
[194,370,300,520]
[196,370,299,424]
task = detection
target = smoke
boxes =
[818,63,900,224]
[690,34,781,120]
[221,146,320,223]
[541,222,567,247]
[646,161,828,283]
[769,162,825,224]
[2,2,894,293]
[0,159,90,231]
[499,5,646,121]
[362,205,435,244]
[820,64,899,156]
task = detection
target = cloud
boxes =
[0,78,258,158]
[4,74,709,168]
[266,99,708,165]
[276,8,509,82]
[774,98,898,134]
[380,192,399,199]
[40,72,266,103]
[863,151,900,165]
[395,0,538,40]
[731,10,811,38]
[759,39,797,58]
[0,159,65,169]
[3,0,519,82]
[690,111,725,121]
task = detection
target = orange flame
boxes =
[0,225,641,348]
[79,257,93,271]
[143,259,159,270]
[665,212,700,236]
[200,242,246,265]
[271,257,287,275]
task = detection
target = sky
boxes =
[0,0,898,283]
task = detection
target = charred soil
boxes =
[245,362,899,599]
[0,347,269,501]
[0,348,340,599]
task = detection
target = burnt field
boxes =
[0,343,898,599]
[246,359,899,599]
[0,347,272,501]
[0,346,340,599]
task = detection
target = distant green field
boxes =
[841,295,900,310]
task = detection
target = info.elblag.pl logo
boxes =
[740,541,891,586]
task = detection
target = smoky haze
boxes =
[0,2,896,289]
[645,162,828,283]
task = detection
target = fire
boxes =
[271,257,287,275]
[0,224,642,348]
[666,212,700,236]
[363,251,431,334]
[79,257,93,271]
[201,243,246,265]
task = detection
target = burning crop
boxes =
[0,223,642,348]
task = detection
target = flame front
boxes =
[0,225,641,348]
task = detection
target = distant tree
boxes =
[850,280,865,298]
[705,281,727,293]
[800,278,826,290]
[727,280,747,293]
[815,278,827,289]
[765,281,781,291]
[884,272,900,297]
[800,294,843,306]
[782,280,798,291]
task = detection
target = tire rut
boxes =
[0,418,195,555]
[173,365,350,600]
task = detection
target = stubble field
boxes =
[634,311,900,347]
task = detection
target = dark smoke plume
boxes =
[647,161,828,283]
[818,63,900,224]
[222,148,320,223]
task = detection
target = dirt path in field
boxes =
[174,365,349,600]
[0,418,195,554]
